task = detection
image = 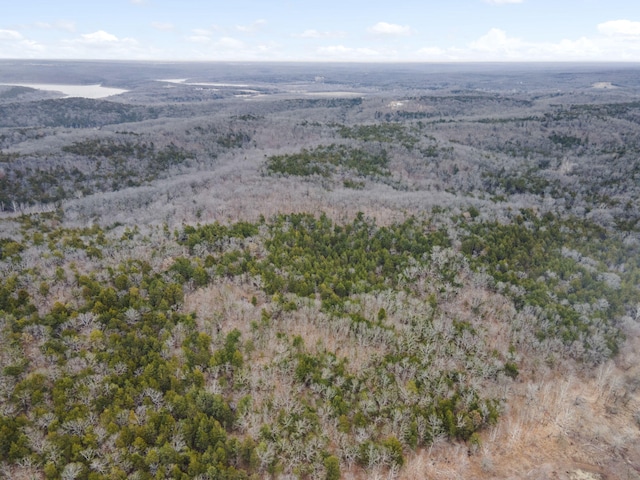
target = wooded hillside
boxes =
[0,61,639,479]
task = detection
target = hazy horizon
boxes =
[1,0,639,62]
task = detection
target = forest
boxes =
[0,61,639,479]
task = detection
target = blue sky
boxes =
[1,0,639,61]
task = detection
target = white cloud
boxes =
[130,0,147,4]
[0,32,44,58]
[236,19,266,33]
[0,29,23,41]
[187,28,214,42]
[192,28,213,36]
[186,34,244,49]
[368,22,412,36]
[152,22,175,32]
[3,15,640,62]
[470,28,524,55]
[296,29,322,38]
[598,20,640,36]
[216,37,244,49]
[0,30,46,58]
[416,46,446,57]
[57,30,148,59]
[294,29,345,39]
[547,36,599,58]
[183,36,282,61]
[2,26,166,59]
[317,45,379,59]
[466,29,602,60]
[0,29,44,58]
[186,35,211,43]
[483,0,523,4]
[79,31,120,44]
[33,21,76,32]
[415,25,640,61]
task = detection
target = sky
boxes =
[0,0,639,62]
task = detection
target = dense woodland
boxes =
[0,61,639,479]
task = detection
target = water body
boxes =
[0,83,128,99]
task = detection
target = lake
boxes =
[0,83,128,99]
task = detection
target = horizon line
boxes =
[1,58,640,65]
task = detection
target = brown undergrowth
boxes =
[398,335,640,480]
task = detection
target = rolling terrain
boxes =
[0,61,639,479]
